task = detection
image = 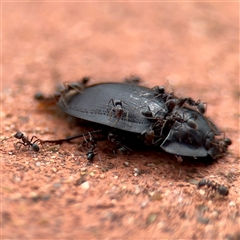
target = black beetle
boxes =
[34,80,231,160]
[57,82,169,134]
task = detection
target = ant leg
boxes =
[29,135,41,145]
[124,75,142,84]
[107,99,115,120]
[15,141,25,150]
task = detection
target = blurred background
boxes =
[2,2,238,90]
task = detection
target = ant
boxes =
[14,131,40,152]
[197,178,229,196]
[34,76,90,106]
[185,98,207,115]
[158,111,198,144]
[107,131,131,155]
[165,97,206,115]
[108,99,124,118]
[108,99,131,126]
[141,125,164,146]
[79,132,99,161]
[14,130,102,157]
[205,132,232,159]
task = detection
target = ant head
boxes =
[114,100,122,106]
[152,86,165,94]
[14,131,24,139]
[166,99,177,111]
[197,102,206,115]
[223,138,232,146]
[81,76,90,85]
[34,92,45,101]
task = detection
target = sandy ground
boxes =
[1,2,239,239]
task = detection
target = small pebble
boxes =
[81,181,90,190]
[157,221,165,229]
[134,185,141,195]
[199,189,205,195]
[146,213,158,225]
[210,211,219,218]
[229,201,236,207]
[134,168,140,176]
[141,201,148,208]
[187,178,198,185]
[147,163,156,167]
[53,182,62,188]
[35,162,41,167]
[30,192,40,201]
[65,176,74,183]
[12,175,21,182]
[197,217,209,225]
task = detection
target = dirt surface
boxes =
[1,2,239,239]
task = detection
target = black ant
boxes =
[108,99,131,126]
[34,76,90,106]
[205,132,232,159]
[40,130,102,161]
[159,111,198,144]
[79,132,99,161]
[197,178,229,196]
[165,97,206,115]
[107,131,131,155]
[185,98,207,115]
[14,131,40,152]
[85,145,98,161]
[170,112,198,130]
[108,99,124,118]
